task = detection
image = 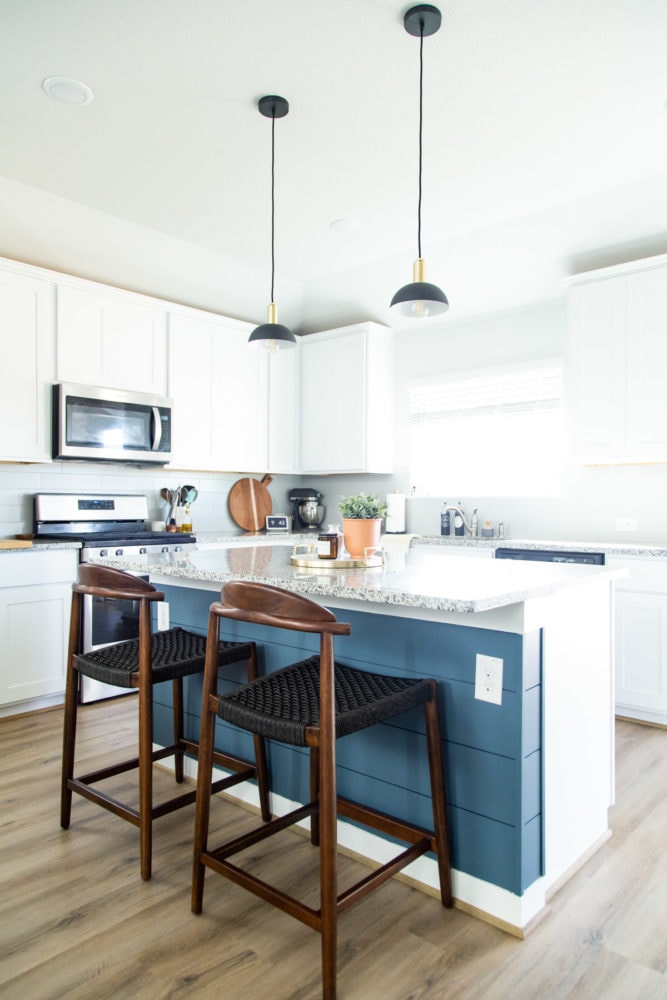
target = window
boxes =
[408,358,564,497]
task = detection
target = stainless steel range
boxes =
[34,492,196,559]
[34,492,197,702]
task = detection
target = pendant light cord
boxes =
[417,25,424,260]
[270,111,276,304]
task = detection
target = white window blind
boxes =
[408,359,564,497]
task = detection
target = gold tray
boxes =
[290,544,383,570]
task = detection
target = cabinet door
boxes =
[300,332,366,473]
[212,324,268,472]
[168,312,268,472]
[268,345,299,474]
[0,550,77,709]
[567,279,626,463]
[0,583,72,705]
[57,284,167,395]
[615,590,667,723]
[625,267,667,460]
[0,268,55,462]
[168,313,216,469]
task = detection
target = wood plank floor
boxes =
[1,700,665,1000]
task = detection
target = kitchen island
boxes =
[89,540,621,934]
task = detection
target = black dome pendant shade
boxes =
[390,4,448,319]
[248,95,296,350]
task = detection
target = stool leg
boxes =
[246,644,271,822]
[60,654,79,829]
[61,593,82,829]
[192,614,219,914]
[424,681,453,907]
[138,674,154,881]
[309,746,320,846]
[319,638,338,1000]
[173,677,185,784]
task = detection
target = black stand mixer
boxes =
[288,488,325,531]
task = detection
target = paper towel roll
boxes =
[385,492,406,533]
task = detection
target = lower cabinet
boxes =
[607,556,667,725]
[0,550,78,714]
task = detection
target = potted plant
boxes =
[338,492,388,559]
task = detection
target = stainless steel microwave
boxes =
[52,382,172,465]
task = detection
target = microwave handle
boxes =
[151,407,162,451]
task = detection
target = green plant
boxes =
[338,492,388,520]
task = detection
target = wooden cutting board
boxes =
[228,474,273,532]
[0,539,33,548]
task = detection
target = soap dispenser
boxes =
[454,501,465,536]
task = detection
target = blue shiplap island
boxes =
[90,539,621,935]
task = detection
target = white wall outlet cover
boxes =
[474,653,503,705]
[157,602,170,631]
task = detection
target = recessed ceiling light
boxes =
[330,218,362,233]
[42,76,94,106]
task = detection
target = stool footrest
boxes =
[208,802,315,862]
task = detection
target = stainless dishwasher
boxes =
[495,547,605,565]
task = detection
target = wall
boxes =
[0,461,301,539]
[321,299,667,545]
[3,297,666,545]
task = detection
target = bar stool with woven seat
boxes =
[192,581,452,1000]
[61,564,270,881]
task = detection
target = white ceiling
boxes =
[1,0,667,332]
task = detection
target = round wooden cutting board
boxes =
[228,474,273,532]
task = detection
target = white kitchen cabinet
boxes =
[567,256,667,464]
[268,345,299,474]
[168,310,268,472]
[0,549,78,714]
[0,263,55,462]
[606,555,667,726]
[299,322,394,475]
[56,283,167,395]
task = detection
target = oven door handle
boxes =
[151,406,162,452]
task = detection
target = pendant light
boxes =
[248,95,296,350]
[390,4,448,319]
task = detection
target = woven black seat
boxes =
[217,654,434,745]
[75,627,254,688]
[61,565,270,880]
[192,581,452,1000]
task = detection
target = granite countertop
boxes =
[416,536,667,558]
[86,542,622,615]
[1,529,665,560]
[0,540,81,552]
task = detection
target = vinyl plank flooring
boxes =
[0,701,665,1000]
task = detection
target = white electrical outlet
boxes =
[474,654,503,705]
[616,517,638,532]
[157,602,170,631]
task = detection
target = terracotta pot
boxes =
[341,518,382,560]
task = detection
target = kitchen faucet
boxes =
[443,505,479,537]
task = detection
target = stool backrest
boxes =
[217,581,350,637]
[74,564,164,602]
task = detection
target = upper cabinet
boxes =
[56,283,167,395]
[567,256,667,464]
[267,345,299,475]
[299,322,394,475]
[0,264,55,462]
[167,309,271,473]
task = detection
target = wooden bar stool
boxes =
[192,581,452,1000]
[61,564,270,880]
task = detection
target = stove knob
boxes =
[161,545,169,553]
[115,548,124,556]
[174,544,182,552]
[100,548,109,557]
[139,547,147,554]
